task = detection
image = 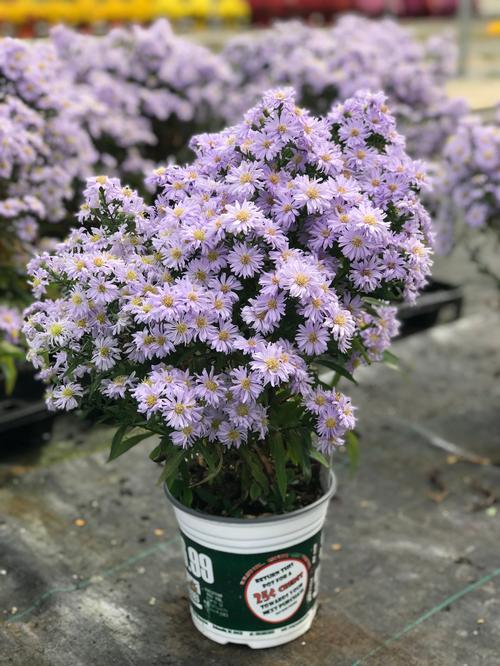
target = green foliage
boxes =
[346,430,360,474]
[0,340,24,396]
[314,355,358,385]
[382,349,400,371]
[108,427,153,461]
[366,132,388,151]
[157,425,331,517]
[101,384,349,517]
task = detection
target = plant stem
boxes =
[253,442,274,479]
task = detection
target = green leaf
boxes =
[181,486,193,507]
[362,296,389,307]
[382,349,400,371]
[193,485,218,509]
[110,423,127,453]
[346,430,359,474]
[0,356,17,396]
[285,427,315,480]
[315,356,357,384]
[158,447,186,485]
[200,442,222,475]
[352,339,371,364]
[270,433,287,502]
[241,448,269,490]
[190,443,223,488]
[269,396,302,427]
[240,460,251,500]
[108,429,152,461]
[149,438,169,463]
[0,341,25,358]
[298,429,312,482]
[249,481,261,501]
[309,449,331,468]
[286,429,303,466]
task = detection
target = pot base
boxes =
[190,604,318,649]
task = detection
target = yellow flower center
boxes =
[333,313,347,326]
[49,323,64,336]
[162,295,174,307]
[265,358,280,372]
[235,210,250,222]
[193,229,206,241]
[305,186,319,200]
[294,273,310,287]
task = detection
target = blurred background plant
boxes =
[0,37,98,389]
[433,108,500,287]
[223,16,468,159]
[51,20,236,187]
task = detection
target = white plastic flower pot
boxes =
[164,470,336,649]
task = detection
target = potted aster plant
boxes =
[24,89,432,647]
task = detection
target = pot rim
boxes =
[163,467,336,525]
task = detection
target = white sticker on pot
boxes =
[244,558,308,624]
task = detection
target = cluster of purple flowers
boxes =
[433,111,500,275]
[24,89,432,455]
[439,114,500,230]
[223,16,467,158]
[51,19,234,180]
[0,37,98,286]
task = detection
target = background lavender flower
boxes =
[0,305,22,346]
[433,112,500,286]
[223,16,467,159]
[51,19,235,184]
[0,37,98,308]
[0,38,97,222]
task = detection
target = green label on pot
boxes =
[180,530,323,634]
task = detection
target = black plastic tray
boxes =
[397,279,464,338]
[0,365,54,449]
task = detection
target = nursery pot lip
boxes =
[163,468,336,525]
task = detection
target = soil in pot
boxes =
[170,452,324,519]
